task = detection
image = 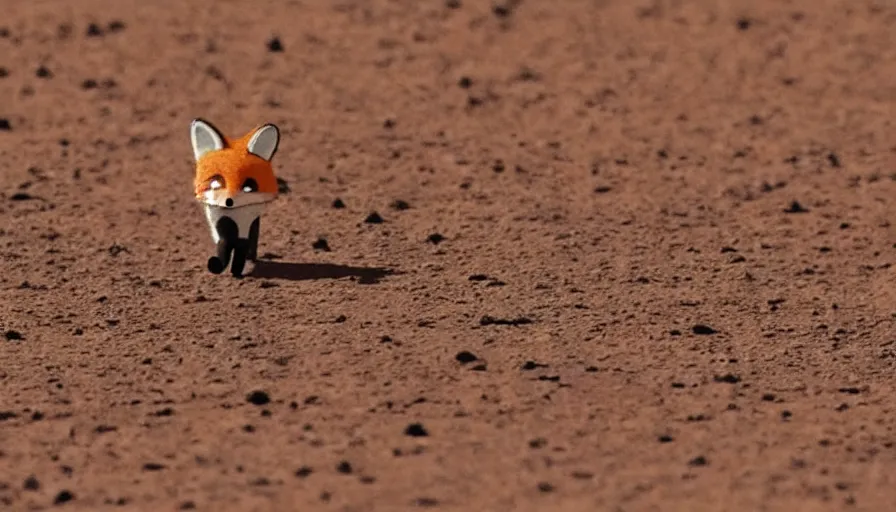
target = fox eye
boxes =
[208,175,224,190]
[241,178,258,193]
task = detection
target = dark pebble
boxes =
[277,177,290,194]
[714,373,741,384]
[23,475,39,491]
[691,324,717,335]
[364,212,384,224]
[827,152,841,168]
[246,390,271,406]
[54,490,75,504]
[784,201,809,214]
[404,423,429,437]
[455,351,477,363]
[86,23,103,37]
[390,199,410,210]
[267,37,284,52]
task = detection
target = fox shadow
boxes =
[249,260,397,284]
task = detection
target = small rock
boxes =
[784,201,809,214]
[312,238,331,251]
[23,475,39,491]
[86,23,103,37]
[480,315,532,326]
[493,4,512,18]
[427,233,445,244]
[267,37,284,52]
[404,423,429,437]
[54,490,75,504]
[336,461,353,474]
[688,456,708,466]
[364,212,384,224]
[390,199,410,210]
[691,324,717,335]
[246,390,271,406]
[107,20,126,33]
[714,374,741,384]
[827,152,841,168]
[5,330,23,341]
[455,351,477,363]
[332,198,346,209]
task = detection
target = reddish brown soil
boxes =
[1,0,895,510]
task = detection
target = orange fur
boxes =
[193,127,279,200]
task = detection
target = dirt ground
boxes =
[1,0,895,510]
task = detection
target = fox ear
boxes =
[246,124,280,161]
[190,118,226,161]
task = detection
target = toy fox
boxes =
[190,118,280,277]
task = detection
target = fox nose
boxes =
[225,198,234,207]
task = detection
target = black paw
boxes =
[207,256,226,274]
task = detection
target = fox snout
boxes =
[198,178,273,208]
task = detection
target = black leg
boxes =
[247,217,260,262]
[207,216,238,274]
[231,239,249,277]
[207,239,230,274]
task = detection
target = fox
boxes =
[190,118,281,277]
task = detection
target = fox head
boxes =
[190,118,280,209]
